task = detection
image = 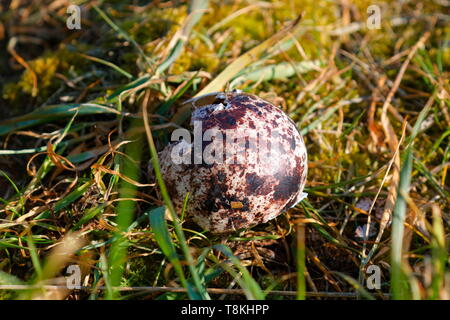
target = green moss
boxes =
[202,3,266,42]
[129,8,186,45]
[2,48,85,107]
[0,290,17,300]
[3,56,60,101]
[171,38,220,74]
[121,255,162,287]
[122,6,187,49]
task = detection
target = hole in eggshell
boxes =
[186,92,225,109]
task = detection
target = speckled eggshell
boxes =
[159,91,308,233]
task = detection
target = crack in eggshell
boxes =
[158,91,308,233]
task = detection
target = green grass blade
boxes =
[156,0,210,74]
[430,206,447,300]
[34,181,93,221]
[296,224,306,300]
[0,270,23,286]
[107,127,144,299]
[229,61,321,88]
[26,234,43,280]
[149,207,185,276]
[391,93,435,300]
[80,54,134,79]
[92,5,152,69]
[144,94,209,300]
[333,272,376,300]
[0,103,121,136]
[72,203,106,230]
[213,244,265,300]
[149,206,206,300]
